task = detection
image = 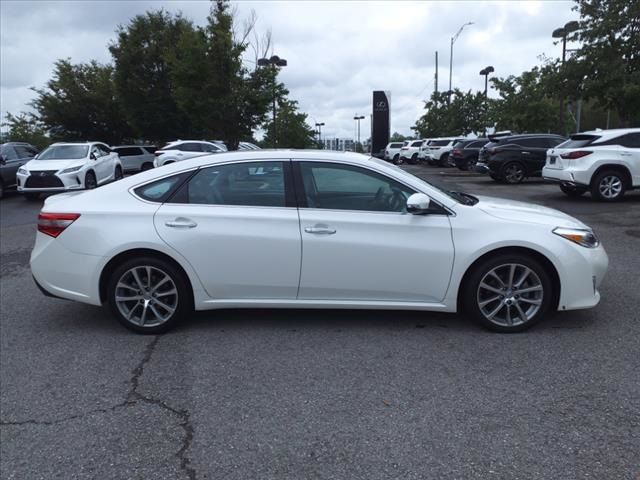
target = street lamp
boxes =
[448,21,474,104]
[257,55,288,148]
[353,115,365,152]
[552,21,579,134]
[315,122,325,148]
[479,66,495,97]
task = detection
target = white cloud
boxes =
[1,0,577,140]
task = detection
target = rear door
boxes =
[294,160,454,303]
[516,138,549,174]
[116,147,144,172]
[153,160,301,300]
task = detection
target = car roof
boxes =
[577,128,640,139]
[113,145,156,148]
[49,142,104,146]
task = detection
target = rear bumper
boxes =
[542,167,590,187]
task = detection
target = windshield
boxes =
[37,145,88,160]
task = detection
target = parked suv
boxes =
[425,138,463,167]
[398,140,424,164]
[476,134,566,184]
[112,145,157,173]
[450,138,490,170]
[17,142,122,200]
[154,140,224,167]
[383,142,405,163]
[0,142,39,198]
[543,128,640,201]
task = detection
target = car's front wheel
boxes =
[502,162,526,184]
[462,254,553,332]
[114,165,123,181]
[85,171,97,189]
[591,169,626,202]
[107,256,192,334]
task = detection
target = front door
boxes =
[154,160,301,300]
[294,160,454,303]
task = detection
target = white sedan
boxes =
[31,150,608,334]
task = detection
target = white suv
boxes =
[383,142,405,163]
[154,140,224,167]
[17,142,122,200]
[398,140,425,164]
[425,137,463,166]
[543,128,640,201]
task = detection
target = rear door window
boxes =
[411,141,423,147]
[115,147,143,156]
[179,143,204,152]
[14,145,38,158]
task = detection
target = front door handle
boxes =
[165,217,197,229]
[305,224,336,235]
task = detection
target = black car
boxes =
[0,142,39,198]
[475,134,566,184]
[450,138,490,170]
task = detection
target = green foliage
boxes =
[1,112,49,149]
[414,89,491,138]
[568,0,640,125]
[30,59,132,144]
[389,132,407,142]
[261,99,316,148]
[109,10,196,143]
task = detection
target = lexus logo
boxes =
[39,172,46,177]
[376,101,387,109]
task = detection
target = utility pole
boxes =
[552,21,579,135]
[448,22,473,104]
[435,51,438,97]
[257,55,288,147]
[354,115,365,152]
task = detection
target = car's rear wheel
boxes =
[107,256,192,334]
[560,183,587,197]
[439,153,450,167]
[462,254,553,332]
[141,162,153,171]
[85,171,97,189]
[502,162,526,184]
[410,153,418,164]
[114,165,123,181]
[591,169,626,202]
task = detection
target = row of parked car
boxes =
[383,128,640,201]
[0,139,260,199]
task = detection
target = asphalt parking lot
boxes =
[1,166,639,480]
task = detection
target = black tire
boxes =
[25,192,40,201]
[560,184,587,197]
[141,162,154,171]
[590,169,626,202]
[501,161,526,184]
[114,165,123,181]
[395,155,404,165]
[462,253,553,333]
[85,171,97,190]
[107,256,192,334]
[410,153,418,164]
[439,153,450,167]
[0,181,4,199]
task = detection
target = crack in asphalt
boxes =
[0,335,197,480]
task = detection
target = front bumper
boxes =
[17,171,85,193]
[557,243,608,311]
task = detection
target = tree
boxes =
[260,99,316,148]
[30,59,132,144]
[109,10,196,143]
[1,112,49,149]
[169,0,274,149]
[389,132,407,142]
[567,0,640,126]
[414,89,491,138]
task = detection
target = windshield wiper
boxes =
[449,191,478,206]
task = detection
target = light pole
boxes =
[257,55,287,148]
[315,122,325,148]
[353,115,364,152]
[448,21,473,104]
[479,66,494,98]
[552,21,579,134]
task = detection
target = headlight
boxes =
[18,167,28,175]
[59,166,83,174]
[553,227,600,248]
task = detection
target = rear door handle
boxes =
[165,217,197,229]
[305,225,336,235]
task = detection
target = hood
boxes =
[476,195,588,229]
[24,159,85,172]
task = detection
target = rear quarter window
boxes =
[134,172,193,203]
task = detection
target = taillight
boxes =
[560,150,592,159]
[37,213,80,238]
[452,148,462,155]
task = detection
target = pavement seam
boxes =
[1,335,197,480]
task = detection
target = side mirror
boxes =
[407,193,431,214]
[90,152,97,160]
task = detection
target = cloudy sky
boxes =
[0,0,578,140]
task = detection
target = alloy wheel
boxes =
[114,266,178,328]
[476,263,544,327]
[598,175,622,199]
[504,163,525,184]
